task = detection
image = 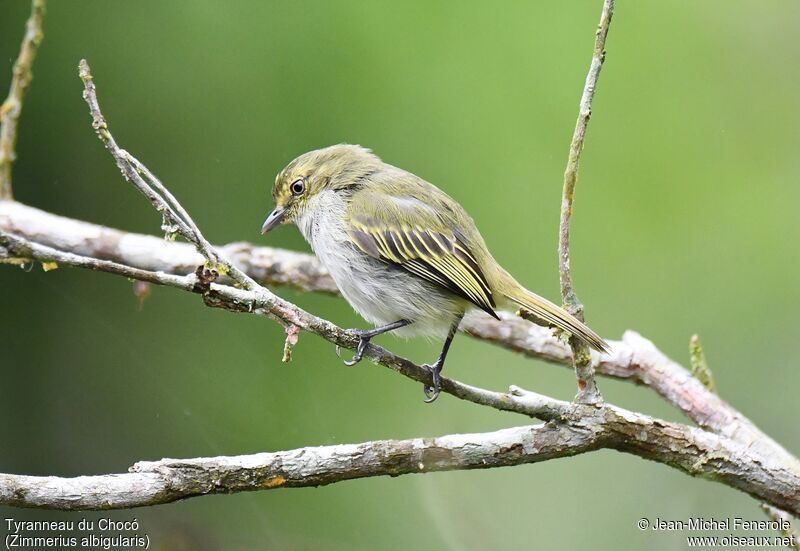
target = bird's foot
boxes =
[422,362,443,403]
[335,330,372,366]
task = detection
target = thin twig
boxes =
[0,0,46,199]
[558,0,614,404]
[77,60,259,291]
[77,63,192,239]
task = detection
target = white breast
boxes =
[295,190,463,338]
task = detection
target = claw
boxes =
[343,354,361,367]
[333,320,411,369]
[423,386,440,403]
[422,363,442,403]
[339,334,370,367]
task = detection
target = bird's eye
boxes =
[290,178,306,196]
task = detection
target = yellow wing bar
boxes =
[349,223,498,319]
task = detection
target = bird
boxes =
[261,144,609,402]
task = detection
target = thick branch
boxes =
[1,403,797,513]
[0,424,595,510]
[557,0,614,404]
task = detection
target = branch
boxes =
[0,424,595,510]
[0,201,337,293]
[558,0,614,405]
[1,405,798,512]
[0,0,46,199]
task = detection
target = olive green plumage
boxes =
[262,144,609,400]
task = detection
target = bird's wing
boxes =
[345,187,498,319]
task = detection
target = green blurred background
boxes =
[1,1,798,549]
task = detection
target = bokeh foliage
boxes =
[1,1,798,549]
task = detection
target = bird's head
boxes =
[261,144,381,234]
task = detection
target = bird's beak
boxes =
[261,207,287,234]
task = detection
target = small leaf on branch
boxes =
[133,280,151,310]
[689,334,716,393]
[282,324,300,363]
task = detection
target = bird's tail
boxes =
[499,275,610,354]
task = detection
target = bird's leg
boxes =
[336,319,411,366]
[423,313,464,403]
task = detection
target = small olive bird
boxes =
[261,144,609,402]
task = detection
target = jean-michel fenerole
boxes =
[650,517,790,532]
